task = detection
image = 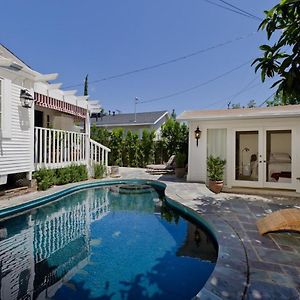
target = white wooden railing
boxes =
[90,139,110,167]
[34,127,110,170]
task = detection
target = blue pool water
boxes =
[0,185,217,300]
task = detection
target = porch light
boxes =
[20,89,34,108]
[194,126,201,147]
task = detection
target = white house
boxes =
[178,105,300,193]
[0,44,109,187]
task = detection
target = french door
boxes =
[233,128,293,189]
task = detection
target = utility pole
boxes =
[134,97,139,122]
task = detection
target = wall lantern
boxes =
[194,126,201,147]
[20,89,34,108]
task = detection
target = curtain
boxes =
[207,129,227,159]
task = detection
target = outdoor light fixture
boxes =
[194,126,201,147]
[20,89,34,108]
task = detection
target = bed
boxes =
[268,153,291,183]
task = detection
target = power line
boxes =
[258,92,276,107]
[229,77,260,101]
[64,32,256,89]
[203,0,262,21]
[139,59,252,104]
[217,0,262,21]
[200,79,261,110]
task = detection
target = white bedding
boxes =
[268,162,291,182]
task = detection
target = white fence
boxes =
[90,139,110,167]
[34,127,110,170]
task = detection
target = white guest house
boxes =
[0,44,110,187]
[178,105,300,193]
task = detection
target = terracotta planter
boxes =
[175,167,186,178]
[208,180,224,194]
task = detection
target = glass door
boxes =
[264,129,292,188]
[233,130,263,187]
[233,128,294,189]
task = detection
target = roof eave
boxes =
[153,111,169,125]
[178,112,300,122]
[94,122,154,127]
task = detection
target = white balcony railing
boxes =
[34,127,86,170]
[90,139,110,167]
[34,127,110,171]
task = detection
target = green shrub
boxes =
[67,164,88,182]
[33,169,56,191]
[94,163,106,179]
[76,165,88,181]
[207,155,226,181]
[55,167,71,185]
[33,165,88,190]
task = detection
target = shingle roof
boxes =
[91,111,169,126]
[177,104,300,121]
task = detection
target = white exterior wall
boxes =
[187,117,300,192]
[35,106,79,132]
[0,71,34,181]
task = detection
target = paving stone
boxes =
[244,230,280,250]
[247,281,300,300]
[194,288,223,300]
[255,247,300,268]
[282,265,300,277]
[241,222,258,231]
[248,260,284,274]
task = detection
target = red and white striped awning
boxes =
[34,92,87,119]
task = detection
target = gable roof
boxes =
[0,44,32,70]
[91,111,169,127]
[177,105,300,121]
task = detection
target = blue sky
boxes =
[1,0,278,114]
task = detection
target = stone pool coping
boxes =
[0,178,250,300]
[166,188,248,300]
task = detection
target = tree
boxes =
[90,125,110,146]
[123,131,139,167]
[171,109,176,120]
[252,0,300,100]
[247,100,256,108]
[84,74,88,96]
[109,128,124,166]
[140,130,156,166]
[231,103,241,109]
[266,91,300,106]
[161,118,189,157]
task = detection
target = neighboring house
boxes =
[0,44,109,187]
[91,111,169,139]
[178,105,300,193]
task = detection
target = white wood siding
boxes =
[0,82,33,176]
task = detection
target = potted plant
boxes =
[175,153,186,178]
[207,155,226,193]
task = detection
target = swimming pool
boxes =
[0,183,217,300]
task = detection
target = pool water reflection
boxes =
[0,185,217,300]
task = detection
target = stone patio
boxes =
[0,167,299,299]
